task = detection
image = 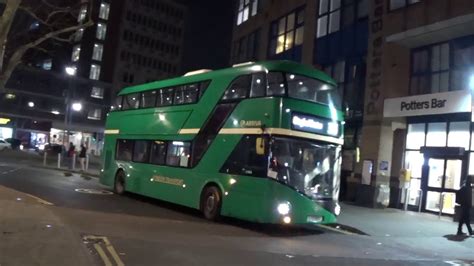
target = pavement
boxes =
[0,150,473,265]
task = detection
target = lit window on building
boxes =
[236,0,258,25]
[390,0,421,11]
[91,86,104,99]
[92,43,104,61]
[72,45,81,62]
[99,2,110,20]
[89,64,101,80]
[96,23,107,40]
[269,9,304,55]
[87,108,102,120]
[317,0,340,38]
[78,5,87,22]
[74,28,84,42]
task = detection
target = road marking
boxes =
[317,224,355,235]
[94,243,113,266]
[24,193,54,206]
[75,188,114,195]
[83,235,125,266]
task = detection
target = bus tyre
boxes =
[201,186,222,221]
[114,171,126,195]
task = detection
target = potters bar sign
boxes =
[384,90,471,118]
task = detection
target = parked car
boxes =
[5,138,21,150]
[0,139,11,151]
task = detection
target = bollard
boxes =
[43,152,47,166]
[57,153,61,169]
[85,154,89,171]
[72,153,76,170]
[403,188,409,211]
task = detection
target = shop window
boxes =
[151,141,167,165]
[141,90,157,108]
[166,141,191,167]
[448,122,470,149]
[122,93,140,110]
[269,9,304,55]
[469,153,474,176]
[405,151,424,178]
[133,140,151,163]
[406,123,425,150]
[116,139,134,161]
[426,122,446,147]
[221,75,251,101]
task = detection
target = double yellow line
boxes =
[83,235,125,266]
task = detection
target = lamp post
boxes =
[63,66,77,145]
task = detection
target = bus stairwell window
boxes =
[222,75,251,101]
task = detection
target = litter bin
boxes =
[375,184,390,208]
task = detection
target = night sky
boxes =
[178,0,235,73]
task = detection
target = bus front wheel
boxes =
[201,186,222,221]
[114,170,126,195]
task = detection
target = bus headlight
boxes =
[334,203,341,216]
[277,202,290,215]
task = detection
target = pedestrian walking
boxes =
[456,176,472,236]
[79,144,87,171]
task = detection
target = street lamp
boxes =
[72,102,82,112]
[65,66,77,76]
[63,66,77,145]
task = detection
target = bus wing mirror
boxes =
[256,137,265,155]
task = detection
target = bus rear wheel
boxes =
[201,186,222,221]
[114,170,126,195]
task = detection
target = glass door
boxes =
[424,158,463,215]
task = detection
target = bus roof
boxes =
[118,60,336,96]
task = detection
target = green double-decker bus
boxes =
[100,61,343,225]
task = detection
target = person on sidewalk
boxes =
[456,176,473,236]
[67,143,75,170]
[79,144,87,171]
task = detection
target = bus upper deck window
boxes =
[122,93,140,110]
[250,73,265,98]
[157,88,174,106]
[222,75,251,101]
[267,72,285,96]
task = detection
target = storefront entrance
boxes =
[420,147,468,215]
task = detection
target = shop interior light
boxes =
[470,75,474,90]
